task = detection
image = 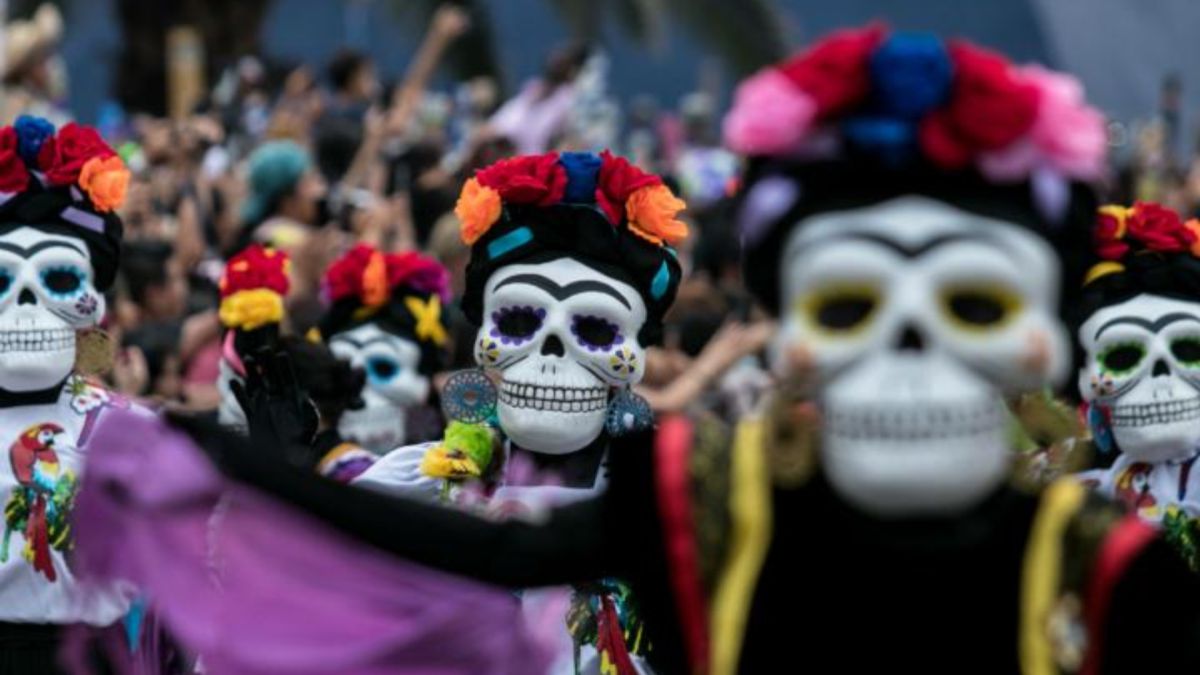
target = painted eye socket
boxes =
[1099,342,1145,375]
[941,286,1021,330]
[1171,337,1200,365]
[572,315,623,351]
[41,266,84,297]
[491,306,545,343]
[801,285,879,333]
[0,270,11,296]
[366,357,399,383]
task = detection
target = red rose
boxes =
[389,251,450,303]
[37,123,116,186]
[1127,201,1193,252]
[323,244,375,303]
[595,150,661,223]
[0,128,29,193]
[220,244,290,298]
[778,23,886,118]
[918,41,1039,168]
[1093,208,1129,261]
[475,153,567,206]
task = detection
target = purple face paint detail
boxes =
[75,293,98,316]
[738,175,799,247]
[489,305,544,345]
[570,314,623,352]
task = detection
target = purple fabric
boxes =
[71,409,549,675]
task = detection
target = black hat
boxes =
[723,26,1107,316]
[0,118,126,290]
[455,151,688,345]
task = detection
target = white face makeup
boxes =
[0,226,104,392]
[1078,294,1200,463]
[330,323,429,453]
[776,196,1067,516]
[479,257,648,454]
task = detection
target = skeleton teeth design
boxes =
[824,401,1005,442]
[499,381,608,412]
[0,328,74,353]
[1111,399,1200,427]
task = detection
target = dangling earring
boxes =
[605,386,653,436]
[441,368,498,425]
[74,327,115,377]
[1085,401,1115,455]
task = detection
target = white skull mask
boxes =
[0,226,104,392]
[330,323,430,453]
[776,196,1067,516]
[479,257,648,454]
[1078,294,1200,463]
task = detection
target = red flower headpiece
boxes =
[722,24,1106,183]
[454,150,687,248]
[324,244,450,308]
[218,245,291,330]
[1085,202,1200,285]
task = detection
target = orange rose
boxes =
[625,184,688,246]
[1185,219,1200,258]
[78,155,129,212]
[455,177,502,245]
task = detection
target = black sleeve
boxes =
[1101,537,1200,674]
[173,413,623,588]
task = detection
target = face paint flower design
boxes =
[477,337,501,365]
[609,346,639,379]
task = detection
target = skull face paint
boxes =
[777,196,1068,516]
[1078,294,1200,463]
[0,226,104,392]
[480,257,647,454]
[330,323,429,453]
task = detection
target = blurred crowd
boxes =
[0,4,774,424]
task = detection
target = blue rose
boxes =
[559,152,603,204]
[14,115,55,165]
[869,32,952,120]
[842,115,916,164]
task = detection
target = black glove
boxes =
[231,347,319,470]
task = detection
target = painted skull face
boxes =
[0,226,104,392]
[1078,294,1200,463]
[776,196,1067,516]
[479,257,647,454]
[330,323,429,453]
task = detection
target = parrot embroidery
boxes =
[1114,463,1158,518]
[2,422,76,582]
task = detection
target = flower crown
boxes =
[219,244,291,331]
[2,115,130,212]
[322,244,450,346]
[1084,202,1200,286]
[454,151,688,248]
[722,24,1106,183]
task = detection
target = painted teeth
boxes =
[0,328,74,353]
[824,401,1005,442]
[1112,399,1200,427]
[499,382,608,412]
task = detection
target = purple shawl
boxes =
[71,409,549,675]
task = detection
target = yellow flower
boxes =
[420,445,482,479]
[626,184,688,246]
[455,177,503,245]
[404,295,448,346]
[218,288,284,330]
[78,155,130,213]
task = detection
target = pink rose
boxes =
[977,66,1106,182]
[722,69,817,156]
[1023,65,1107,180]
